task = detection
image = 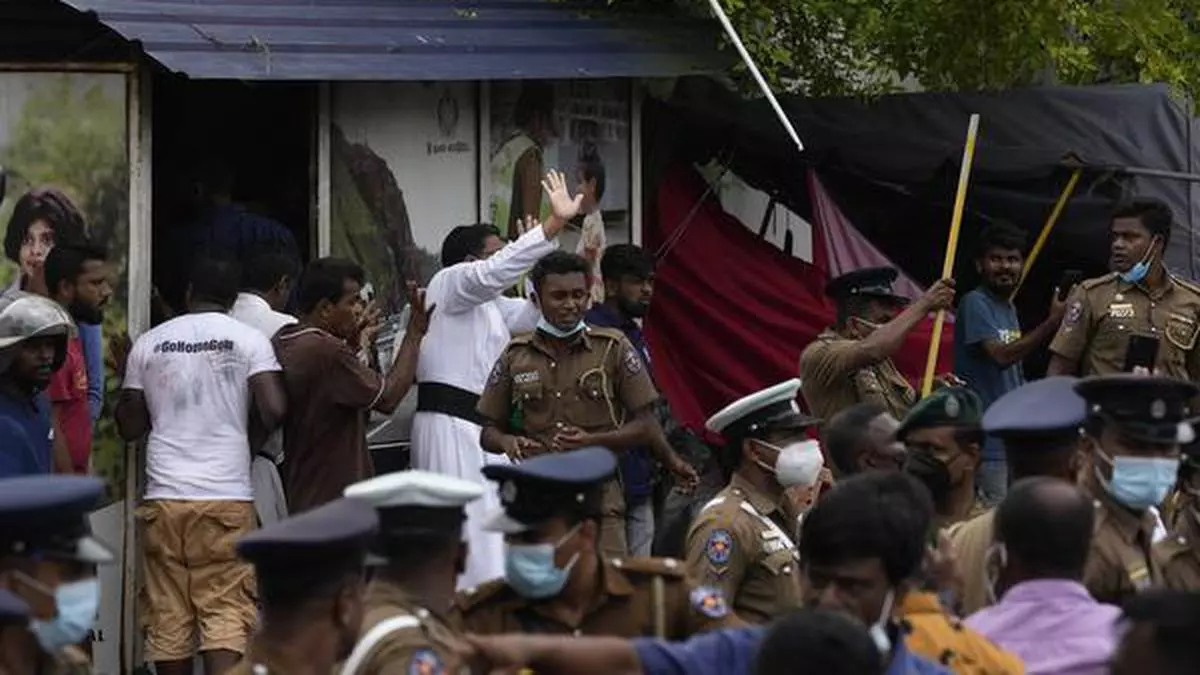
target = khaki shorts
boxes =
[599,478,628,559]
[136,499,257,661]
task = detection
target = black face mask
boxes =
[905,451,952,509]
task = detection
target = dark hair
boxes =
[996,477,1093,579]
[296,257,365,315]
[513,82,555,129]
[44,244,107,299]
[754,608,884,675]
[599,244,654,283]
[799,471,933,585]
[1120,590,1200,675]
[1005,433,1079,481]
[1113,198,1173,245]
[440,224,501,267]
[259,565,364,615]
[530,251,589,294]
[824,402,889,477]
[189,258,241,309]
[243,252,301,294]
[4,188,88,263]
[580,151,607,202]
[977,221,1027,258]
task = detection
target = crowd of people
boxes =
[1,166,1199,675]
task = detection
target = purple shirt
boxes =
[965,579,1121,675]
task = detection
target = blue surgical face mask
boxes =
[19,574,100,653]
[1119,239,1158,284]
[536,316,586,339]
[1095,447,1179,510]
[505,524,582,599]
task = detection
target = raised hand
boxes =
[541,169,584,237]
[404,281,434,336]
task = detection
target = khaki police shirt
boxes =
[798,328,916,422]
[449,556,737,638]
[1083,479,1163,605]
[477,326,660,558]
[897,591,1025,675]
[683,473,803,624]
[945,508,997,616]
[1049,272,1200,377]
[1157,508,1200,591]
[345,578,468,675]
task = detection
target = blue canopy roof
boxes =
[60,0,729,81]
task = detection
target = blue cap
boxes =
[0,475,113,564]
[0,589,29,624]
[481,447,616,534]
[238,498,379,572]
[983,376,1086,438]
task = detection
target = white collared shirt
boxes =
[231,293,297,340]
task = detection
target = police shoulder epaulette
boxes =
[454,578,510,611]
[1079,272,1118,290]
[1171,274,1200,295]
[610,556,687,578]
[586,326,626,341]
[1156,533,1192,560]
[507,332,535,347]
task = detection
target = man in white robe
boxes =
[411,170,581,588]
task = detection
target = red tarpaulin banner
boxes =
[643,164,954,433]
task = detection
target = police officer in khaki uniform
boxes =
[799,267,955,422]
[228,498,378,675]
[1074,374,1197,605]
[684,379,826,624]
[896,387,988,528]
[1156,438,1200,590]
[1048,199,1200,380]
[478,250,661,559]
[339,471,482,675]
[453,447,737,638]
[947,376,1088,614]
[0,475,114,675]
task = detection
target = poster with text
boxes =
[331,82,479,323]
[0,72,130,505]
[489,79,632,268]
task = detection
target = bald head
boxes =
[996,477,1093,580]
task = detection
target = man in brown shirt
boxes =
[274,258,430,514]
[685,379,825,623]
[1156,441,1200,590]
[1048,199,1200,379]
[799,267,955,422]
[452,447,736,638]
[1074,374,1197,605]
[339,470,484,675]
[477,251,659,558]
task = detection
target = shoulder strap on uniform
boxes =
[340,613,421,675]
[699,495,726,513]
[1170,273,1200,295]
[454,578,510,612]
[585,326,626,341]
[1079,272,1118,290]
[509,332,534,346]
[737,501,797,557]
[610,556,687,578]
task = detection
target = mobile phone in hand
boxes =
[1058,270,1083,301]
[1123,333,1160,373]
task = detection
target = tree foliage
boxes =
[616,0,1200,100]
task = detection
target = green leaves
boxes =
[611,0,1200,100]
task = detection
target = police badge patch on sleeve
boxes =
[623,347,642,375]
[1065,300,1083,327]
[705,529,734,566]
[689,585,730,618]
[487,359,505,386]
[408,648,444,675]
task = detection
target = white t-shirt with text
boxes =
[124,311,281,501]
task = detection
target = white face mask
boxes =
[756,439,825,489]
[869,589,895,657]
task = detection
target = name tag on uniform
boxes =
[513,371,540,385]
[1128,563,1151,590]
[1108,303,1136,319]
[762,538,789,555]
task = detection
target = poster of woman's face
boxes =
[0,72,129,504]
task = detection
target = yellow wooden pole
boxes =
[1011,168,1082,299]
[921,114,981,398]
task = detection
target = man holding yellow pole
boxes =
[799,267,955,422]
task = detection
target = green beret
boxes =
[896,387,982,441]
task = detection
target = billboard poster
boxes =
[0,70,129,673]
[489,79,632,299]
[330,82,479,322]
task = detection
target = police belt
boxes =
[416,382,488,426]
